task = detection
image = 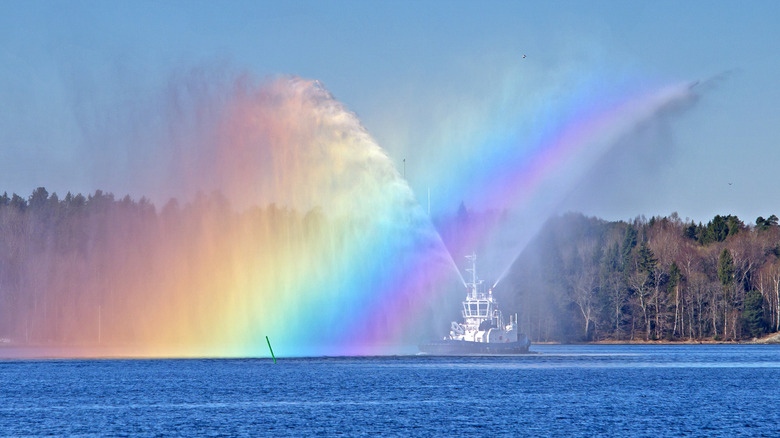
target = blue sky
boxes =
[2,1,779,223]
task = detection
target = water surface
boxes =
[1,345,779,436]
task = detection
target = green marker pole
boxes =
[266,336,277,364]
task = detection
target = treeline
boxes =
[506,212,780,343]
[0,186,443,349]
[0,186,340,346]
[0,187,154,343]
[3,186,779,345]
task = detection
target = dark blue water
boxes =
[2,345,779,436]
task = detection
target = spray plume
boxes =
[0,76,458,357]
[431,81,700,290]
[0,73,701,357]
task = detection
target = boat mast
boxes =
[465,252,477,299]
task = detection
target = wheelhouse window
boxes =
[463,301,490,317]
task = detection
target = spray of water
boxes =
[0,74,465,356]
[0,65,708,356]
[485,81,702,288]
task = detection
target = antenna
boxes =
[427,186,430,216]
[465,252,478,298]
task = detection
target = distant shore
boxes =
[532,332,780,345]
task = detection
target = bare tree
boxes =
[569,238,600,340]
[573,268,598,339]
[627,269,652,340]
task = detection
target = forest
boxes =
[503,211,780,343]
[0,187,328,345]
[1,187,779,345]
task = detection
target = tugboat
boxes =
[419,253,531,355]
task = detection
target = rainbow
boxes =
[339,80,698,354]
[1,76,697,358]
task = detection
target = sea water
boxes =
[1,345,779,436]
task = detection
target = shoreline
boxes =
[533,332,780,345]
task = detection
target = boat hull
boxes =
[419,336,531,355]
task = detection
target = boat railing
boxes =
[467,293,490,301]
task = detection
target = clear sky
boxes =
[2,1,779,224]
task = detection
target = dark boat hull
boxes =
[419,336,531,355]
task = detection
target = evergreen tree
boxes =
[742,290,766,338]
[28,187,49,210]
[757,215,778,231]
[718,248,734,287]
[684,223,697,240]
[10,193,27,211]
[620,225,637,271]
[637,241,658,277]
[704,215,729,244]
[726,215,743,236]
[718,248,735,339]
[668,262,680,295]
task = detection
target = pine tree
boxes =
[718,249,734,287]
[742,290,766,338]
[620,225,637,272]
[718,248,735,339]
